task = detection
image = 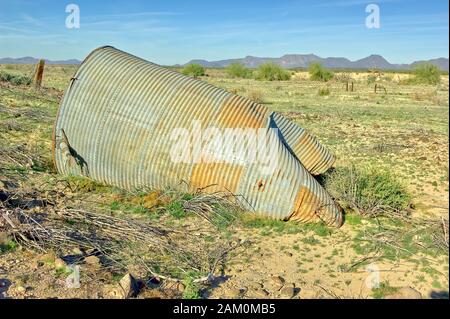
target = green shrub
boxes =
[181,271,201,299]
[10,75,32,86]
[372,281,398,299]
[0,71,32,86]
[254,63,291,81]
[0,71,13,82]
[181,64,205,78]
[308,63,334,82]
[0,239,17,254]
[410,63,441,85]
[323,165,411,217]
[226,62,252,79]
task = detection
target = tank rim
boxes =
[51,45,116,171]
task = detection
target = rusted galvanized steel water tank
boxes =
[53,46,342,227]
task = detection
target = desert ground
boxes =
[0,64,448,299]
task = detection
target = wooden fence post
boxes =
[34,59,45,89]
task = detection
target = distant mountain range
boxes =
[182,54,449,71]
[1,54,448,71]
[0,57,81,65]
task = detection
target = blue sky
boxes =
[0,0,448,65]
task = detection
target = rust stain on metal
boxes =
[256,179,266,192]
[289,187,318,223]
[216,95,269,129]
[190,163,244,194]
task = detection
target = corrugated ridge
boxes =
[271,112,336,175]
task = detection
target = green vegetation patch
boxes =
[323,165,411,217]
[181,271,202,299]
[0,70,32,86]
[0,238,17,254]
[239,214,331,236]
[410,63,441,85]
[372,281,399,299]
[182,64,205,78]
[254,63,291,81]
[309,63,334,82]
[226,63,252,79]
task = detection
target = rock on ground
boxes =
[118,273,140,299]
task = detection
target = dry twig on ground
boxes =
[0,193,242,282]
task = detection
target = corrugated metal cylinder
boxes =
[52,46,343,227]
[270,113,336,175]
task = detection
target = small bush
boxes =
[182,271,202,299]
[0,71,32,86]
[323,165,411,217]
[10,75,32,86]
[182,64,205,78]
[372,281,398,299]
[318,87,330,96]
[410,63,441,85]
[308,63,334,82]
[0,239,17,254]
[0,71,13,82]
[254,63,291,81]
[226,63,252,79]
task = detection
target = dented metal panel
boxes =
[52,46,343,227]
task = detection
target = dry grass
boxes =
[246,90,265,103]
[0,185,246,283]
